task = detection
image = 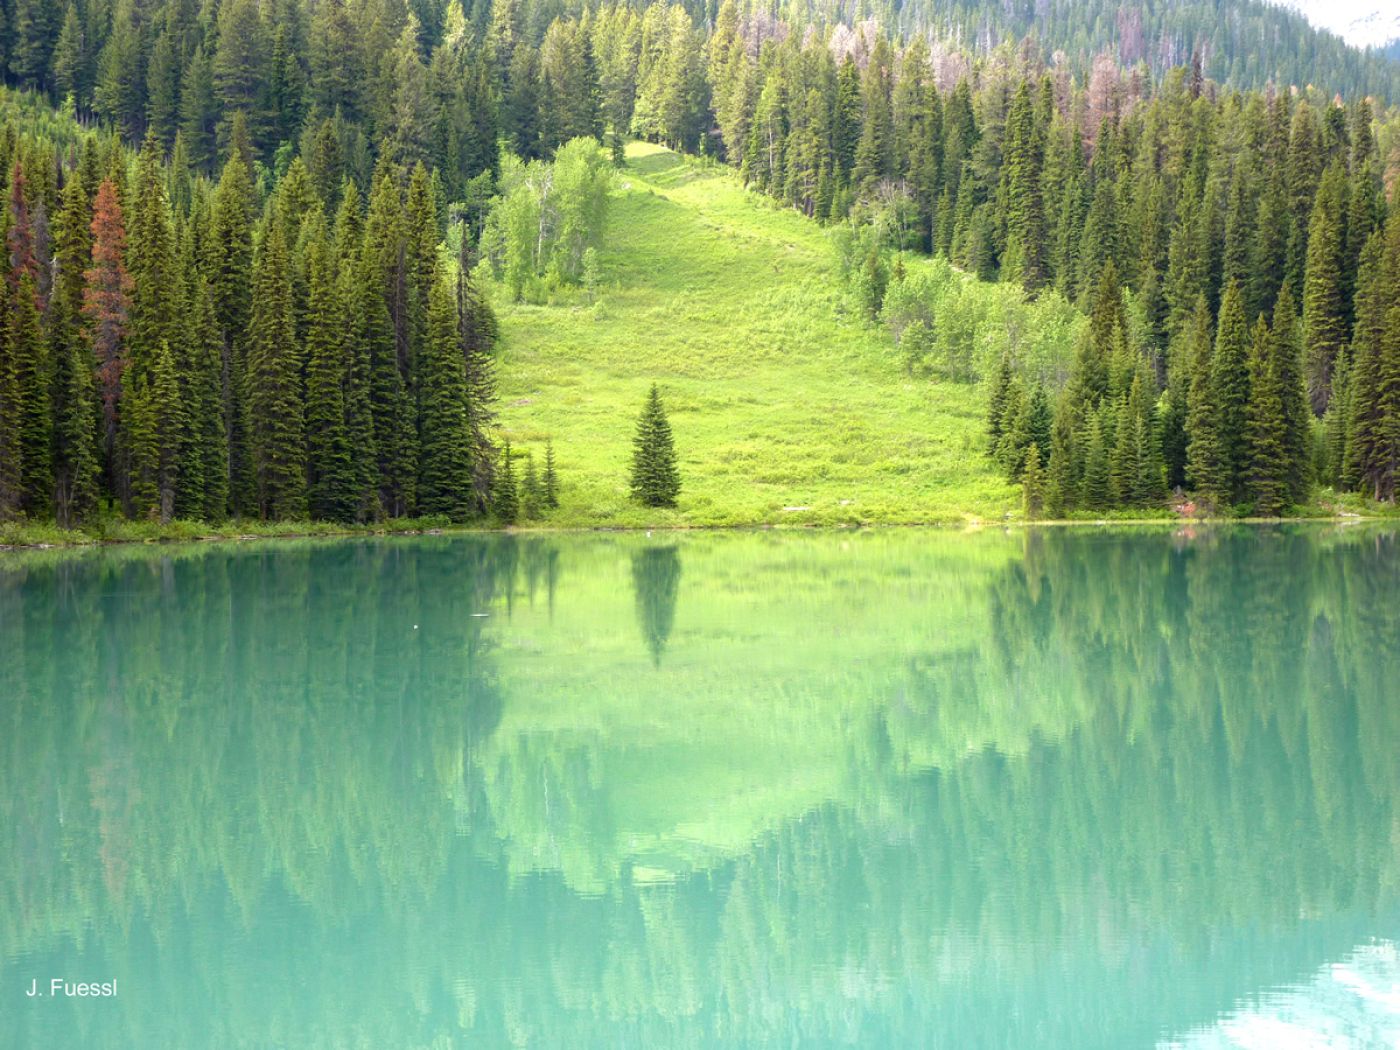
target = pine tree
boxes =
[1021,442,1045,518]
[1302,163,1346,415]
[361,173,417,517]
[1185,297,1224,501]
[1210,281,1252,504]
[304,240,357,522]
[50,175,99,527]
[493,440,519,524]
[1000,81,1047,292]
[83,178,133,506]
[417,269,476,520]
[630,383,680,507]
[521,452,542,519]
[543,438,559,509]
[1079,410,1111,512]
[1245,315,1289,515]
[1271,286,1313,504]
[247,222,306,519]
[8,272,51,516]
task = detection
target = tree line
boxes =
[3,0,1400,524]
[1,124,501,526]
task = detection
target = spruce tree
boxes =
[417,270,476,520]
[247,222,307,519]
[630,384,680,507]
[521,452,542,520]
[1302,163,1346,415]
[304,240,358,523]
[543,438,559,510]
[1245,315,1289,515]
[1021,442,1046,518]
[51,175,99,526]
[1210,281,1252,504]
[1270,287,1312,504]
[493,440,519,524]
[9,273,51,516]
[1080,410,1111,511]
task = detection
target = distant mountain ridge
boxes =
[1267,0,1400,51]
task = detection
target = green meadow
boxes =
[491,141,1017,527]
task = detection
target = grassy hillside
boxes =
[492,142,1017,527]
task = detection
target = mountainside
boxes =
[1269,0,1400,50]
[492,142,1039,527]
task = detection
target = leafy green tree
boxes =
[630,383,680,507]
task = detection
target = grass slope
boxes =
[493,142,1014,526]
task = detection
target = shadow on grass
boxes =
[626,147,710,188]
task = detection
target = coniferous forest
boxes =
[1,0,1400,529]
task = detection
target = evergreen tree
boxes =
[246,222,306,519]
[1271,286,1313,504]
[1245,315,1289,515]
[521,451,542,519]
[630,383,680,507]
[417,269,476,520]
[1210,281,1252,504]
[304,239,357,522]
[50,175,99,526]
[493,440,519,524]
[543,437,559,509]
[1021,442,1045,518]
[1302,163,1346,415]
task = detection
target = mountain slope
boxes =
[1269,0,1400,49]
[492,143,1029,527]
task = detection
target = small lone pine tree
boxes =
[630,384,680,507]
[543,439,559,509]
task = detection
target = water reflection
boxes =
[1,527,1398,1048]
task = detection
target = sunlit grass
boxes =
[490,141,1016,528]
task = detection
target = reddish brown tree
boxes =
[82,179,135,492]
[6,160,45,309]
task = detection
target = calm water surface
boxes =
[3,527,1399,1048]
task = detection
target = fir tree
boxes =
[543,438,559,509]
[521,452,542,519]
[1245,316,1289,515]
[630,383,680,507]
[304,240,357,523]
[1021,442,1046,518]
[50,175,99,526]
[247,222,306,519]
[493,440,519,524]
[1210,281,1252,504]
[1302,163,1346,415]
[417,270,476,520]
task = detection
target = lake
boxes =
[3,527,1398,1048]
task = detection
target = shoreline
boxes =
[3,510,1396,552]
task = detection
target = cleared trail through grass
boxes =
[494,142,1014,527]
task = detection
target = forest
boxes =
[1,0,1399,530]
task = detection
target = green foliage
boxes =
[629,383,680,508]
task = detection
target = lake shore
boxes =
[4,503,1398,551]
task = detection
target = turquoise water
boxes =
[2,527,1398,1048]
